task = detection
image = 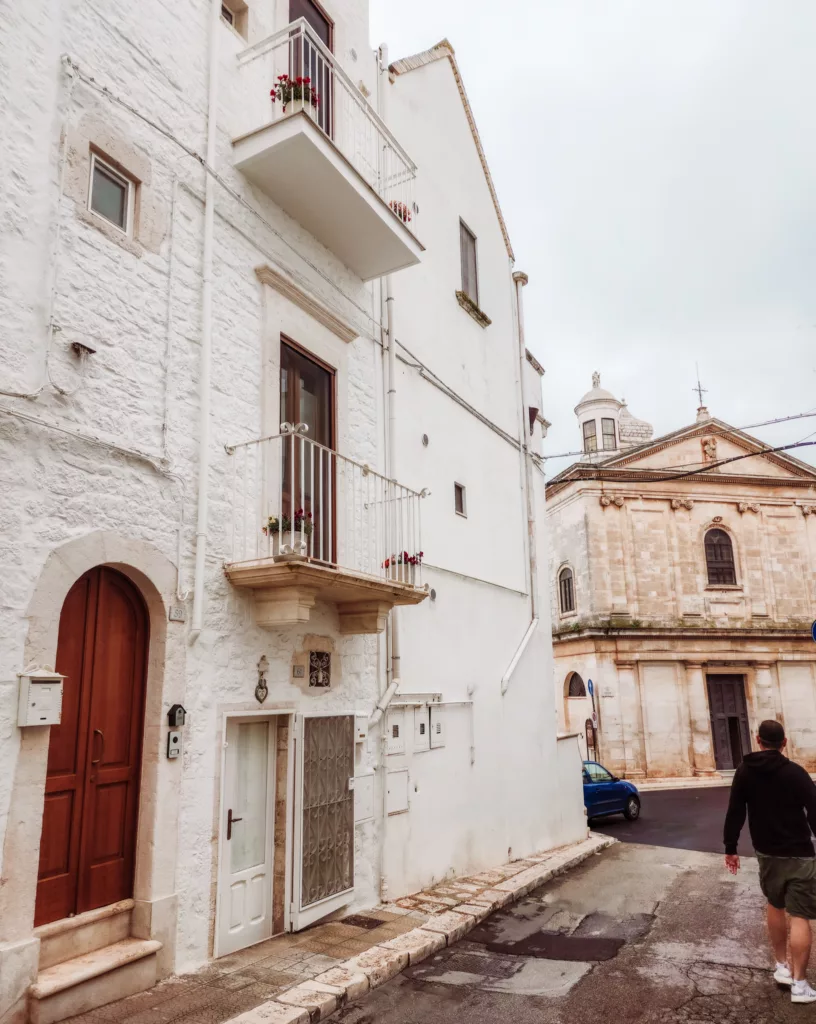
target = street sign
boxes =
[587,679,594,697]
[812,620,816,643]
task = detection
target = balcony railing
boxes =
[235,19,418,234]
[226,424,424,589]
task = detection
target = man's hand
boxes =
[725,854,740,875]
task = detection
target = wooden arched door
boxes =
[35,567,149,926]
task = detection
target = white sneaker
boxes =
[791,980,816,1004]
[775,963,793,986]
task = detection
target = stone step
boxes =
[35,900,135,970]
[29,938,161,1024]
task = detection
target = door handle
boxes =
[227,808,243,841]
[91,729,104,766]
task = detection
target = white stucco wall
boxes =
[0,0,583,991]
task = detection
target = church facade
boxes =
[548,376,816,778]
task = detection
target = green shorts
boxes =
[758,854,816,919]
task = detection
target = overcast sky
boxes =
[370,0,816,471]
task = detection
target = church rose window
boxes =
[705,528,737,585]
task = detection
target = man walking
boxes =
[724,719,816,1004]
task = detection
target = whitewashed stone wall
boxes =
[0,0,584,996]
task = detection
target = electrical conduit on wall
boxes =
[191,0,221,636]
[501,271,539,696]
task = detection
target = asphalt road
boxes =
[333,788,800,1024]
[591,783,755,857]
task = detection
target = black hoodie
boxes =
[724,749,816,857]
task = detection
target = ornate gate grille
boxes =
[301,715,354,907]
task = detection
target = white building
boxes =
[0,4,584,1022]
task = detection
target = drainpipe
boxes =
[501,271,539,695]
[191,0,221,637]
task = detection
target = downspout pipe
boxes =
[502,271,539,695]
[191,0,221,636]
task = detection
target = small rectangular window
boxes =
[602,418,616,451]
[459,221,478,305]
[89,155,132,233]
[583,420,597,453]
[454,482,467,517]
[221,0,248,38]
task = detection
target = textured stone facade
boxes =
[548,402,816,778]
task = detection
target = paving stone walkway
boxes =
[63,834,610,1024]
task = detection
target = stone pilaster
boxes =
[685,662,718,776]
[616,660,646,778]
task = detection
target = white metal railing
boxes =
[226,424,424,588]
[235,19,417,233]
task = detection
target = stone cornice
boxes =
[255,265,358,344]
[553,624,812,643]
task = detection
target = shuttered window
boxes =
[460,221,478,305]
[559,567,575,613]
[705,529,737,585]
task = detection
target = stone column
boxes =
[616,660,647,778]
[685,661,718,776]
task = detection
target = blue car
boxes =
[583,760,641,821]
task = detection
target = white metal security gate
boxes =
[291,713,355,930]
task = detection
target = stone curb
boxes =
[223,833,615,1023]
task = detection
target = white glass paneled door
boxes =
[217,718,276,956]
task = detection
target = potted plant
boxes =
[382,550,423,585]
[389,200,412,224]
[270,74,320,115]
[263,509,313,560]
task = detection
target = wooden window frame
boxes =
[704,528,737,586]
[221,0,248,38]
[567,672,586,698]
[454,482,467,518]
[559,567,575,614]
[459,219,479,307]
[601,417,617,451]
[582,420,597,454]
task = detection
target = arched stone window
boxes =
[558,566,575,613]
[705,528,736,585]
[567,672,586,698]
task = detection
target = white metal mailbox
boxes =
[429,704,446,748]
[18,669,65,727]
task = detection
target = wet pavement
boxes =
[591,783,756,857]
[334,789,811,1023]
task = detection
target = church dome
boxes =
[574,371,622,413]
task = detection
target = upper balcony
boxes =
[224,424,427,634]
[232,20,423,281]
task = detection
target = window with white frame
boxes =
[88,154,134,234]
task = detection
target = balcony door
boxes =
[280,339,335,563]
[290,0,333,137]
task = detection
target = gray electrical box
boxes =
[18,669,65,727]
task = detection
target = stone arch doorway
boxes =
[35,566,150,927]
